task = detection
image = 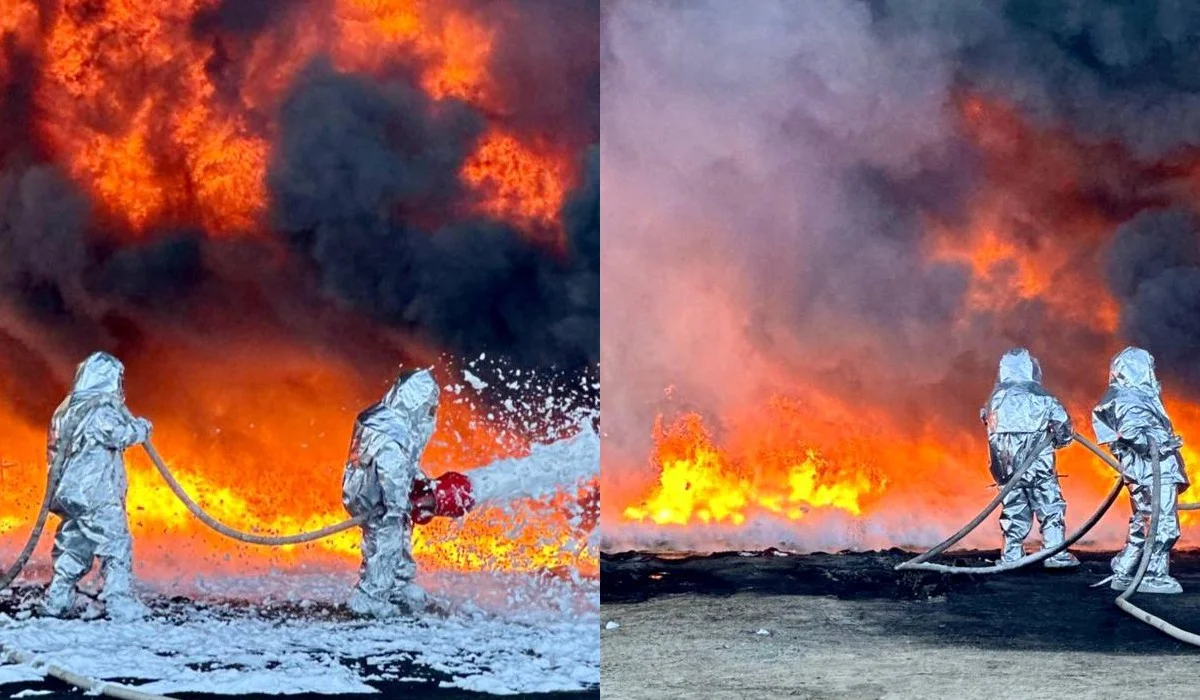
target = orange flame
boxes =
[463,132,570,239]
[29,1,571,239]
[0,339,596,580]
[624,404,886,528]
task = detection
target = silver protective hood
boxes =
[981,348,1071,443]
[1092,346,1173,448]
[71,352,125,398]
[996,348,1041,384]
[383,368,439,451]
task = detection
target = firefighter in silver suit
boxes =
[342,368,439,617]
[1093,347,1188,594]
[981,348,1080,568]
[41,352,153,620]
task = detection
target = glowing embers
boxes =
[623,408,882,527]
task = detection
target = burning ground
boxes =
[602,0,1200,553]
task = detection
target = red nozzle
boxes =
[433,471,475,519]
[410,472,475,524]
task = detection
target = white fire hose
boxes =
[0,645,172,700]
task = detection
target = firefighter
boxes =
[41,352,153,620]
[1093,347,1188,594]
[981,348,1080,568]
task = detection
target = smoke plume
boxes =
[602,0,1200,545]
[0,1,599,412]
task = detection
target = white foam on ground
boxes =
[0,574,599,696]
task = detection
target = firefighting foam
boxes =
[602,1,1200,552]
[0,1,598,583]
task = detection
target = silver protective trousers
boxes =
[353,513,416,603]
[1111,478,1180,582]
[46,504,134,606]
[999,472,1068,562]
[994,434,1068,563]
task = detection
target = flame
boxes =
[624,405,885,528]
[27,1,570,239]
[0,338,596,581]
[610,91,1200,548]
[463,132,570,239]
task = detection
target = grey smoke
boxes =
[0,166,91,316]
[479,0,601,153]
[602,0,1200,461]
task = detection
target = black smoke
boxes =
[269,60,599,374]
[478,0,601,153]
[1107,208,1200,390]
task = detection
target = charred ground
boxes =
[602,549,1200,699]
[602,548,1200,654]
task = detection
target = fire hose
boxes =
[1107,440,1200,646]
[894,432,1059,572]
[898,429,1200,647]
[142,442,371,545]
[0,441,474,699]
[0,646,173,700]
[0,468,57,590]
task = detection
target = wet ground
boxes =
[601,549,1200,699]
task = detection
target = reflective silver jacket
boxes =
[48,353,150,518]
[342,369,440,518]
[980,349,1072,442]
[980,349,1071,483]
[1092,347,1188,487]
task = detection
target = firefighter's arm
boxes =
[1049,399,1073,448]
[88,405,151,449]
[376,442,423,519]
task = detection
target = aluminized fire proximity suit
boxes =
[980,348,1080,568]
[342,368,439,617]
[41,352,153,620]
[1093,347,1189,594]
